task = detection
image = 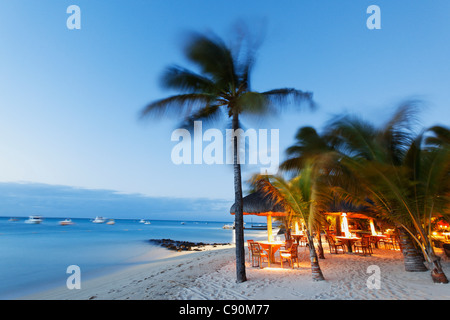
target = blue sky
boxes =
[0,182,231,221]
[0,1,449,219]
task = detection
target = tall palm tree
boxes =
[326,104,449,283]
[140,30,314,282]
[252,169,325,281]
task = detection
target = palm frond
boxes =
[179,105,224,130]
[236,91,270,115]
[424,125,450,147]
[279,157,305,175]
[140,93,216,119]
[229,19,266,93]
[261,88,315,112]
[184,32,237,91]
[378,101,422,166]
[325,114,381,161]
[160,66,217,94]
[251,174,306,222]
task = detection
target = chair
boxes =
[369,236,380,249]
[247,240,254,261]
[281,239,294,250]
[280,243,299,268]
[326,236,346,254]
[378,236,388,249]
[353,239,372,256]
[392,235,401,250]
[249,242,268,268]
[363,235,376,249]
[299,235,308,247]
[379,235,396,250]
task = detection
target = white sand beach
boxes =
[23,242,450,300]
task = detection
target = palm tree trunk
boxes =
[424,241,449,283]
[335,216,341,236]
[285,222,291,241]
[316,228,325,259]
[398,228,448,283]
[397,226,428,272]
[306,230,325,281]
[429,254,449,284]
[232,112,247,283]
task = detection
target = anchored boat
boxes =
[59,219,74,226]
[92,216,105,223]
[25,216,43,224]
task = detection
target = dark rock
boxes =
[149,239,229,252]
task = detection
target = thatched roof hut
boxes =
[229,191,287,216]
[230,191,287,241]
[324,199,376,219]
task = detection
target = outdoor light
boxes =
[341,213,351,238]
[370,219,377,236]
[295,221,300,234]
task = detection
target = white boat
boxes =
[59,219,74,226]
[25,216,43,224]
[248,223,267,230]
[144,221,151,225]
[92,216,105,223]
[139,219,146,223]
[180,222,185,225]
[106,219,115,225]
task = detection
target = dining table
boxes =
[369,234,387,248]
[257,241,285,266]
[334,236,361,253]
[291,233,307,245]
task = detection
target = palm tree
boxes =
[326,103,449,283]
[279,126,357,258]
[252,169,325,281]
[140,29,314,282]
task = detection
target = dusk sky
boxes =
[0,1,449,219]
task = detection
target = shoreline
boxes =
[21,244,236,300]
[21,241,450,300]
[148,238,231,252]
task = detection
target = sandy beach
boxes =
[23,242,450,300]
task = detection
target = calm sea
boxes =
[0,217,264,299]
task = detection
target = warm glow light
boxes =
[341,213,351,237]
[294,221,299,233]
[370,219,377,236]
[261,267,295,272]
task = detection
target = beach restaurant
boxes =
[230,191,299,268]
[229,192,408,268]
[321,200,400,254]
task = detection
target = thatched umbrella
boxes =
[324,200,377,236]
[230,191,288,241]
[325,200,374,219]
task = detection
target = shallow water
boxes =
[0,217,260,299]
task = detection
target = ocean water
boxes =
[0,217,264,299]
